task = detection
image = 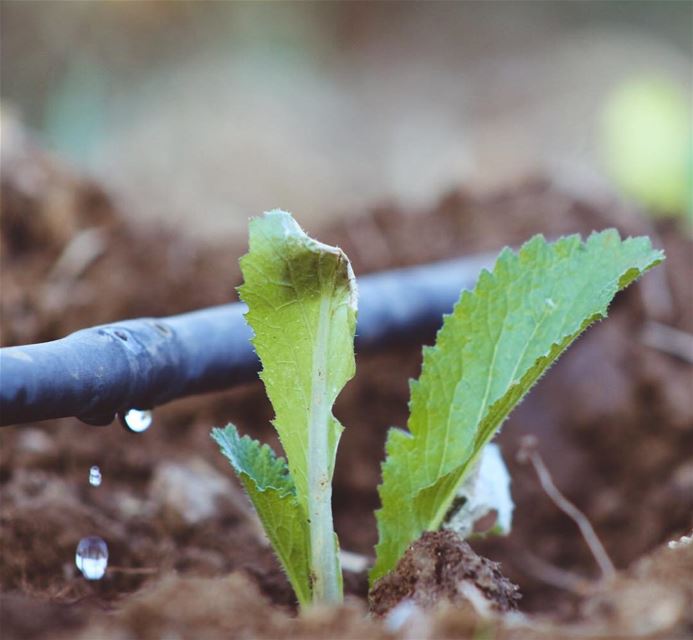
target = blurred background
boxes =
[2,6,693,635]
[2,1,691,236]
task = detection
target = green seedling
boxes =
[213,210,663,607]
[213,211,355,606]
[370,230,663,583]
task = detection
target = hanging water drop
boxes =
[88,465,102,487]
[119,408,152,433]
[75,536,108,580]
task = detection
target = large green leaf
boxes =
[238,210,357,512]
[216,210,357,604]
[371,230,664,584]
[212,425,312,606]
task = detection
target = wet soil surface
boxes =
[1,123,692,638]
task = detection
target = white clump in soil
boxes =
[149,458,240,526]
[75,536,109,580]
[667,534,692,550]
[443,442,514,537]
[384,599,425,636]
[15,428,53,455]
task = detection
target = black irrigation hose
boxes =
[0,253,494,427]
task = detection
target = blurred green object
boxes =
[602,77,692,222]
[43,58,107,166]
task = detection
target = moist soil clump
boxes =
[1,122,692,638]
[369,530,520,616]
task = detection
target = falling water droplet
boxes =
[88,465,102,487]
[119,408,152,433]
[75,536,108,580]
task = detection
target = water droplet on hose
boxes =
[88,465,102,487]
[120,409,152,433]
[75,536,108,580]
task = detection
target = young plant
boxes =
[212,210,356,607]
[370,230,663,584]
[213,211,663,606]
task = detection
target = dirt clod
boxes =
[369,530,520,616]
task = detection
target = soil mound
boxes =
[370,530,520,616]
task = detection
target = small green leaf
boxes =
[371,230,664,584]
[212,425,311,606]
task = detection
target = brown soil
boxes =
[1,118,692,639]
[369,530,520,616]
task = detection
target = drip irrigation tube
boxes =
[0,253,494,427]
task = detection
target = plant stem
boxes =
[307,292,342,604]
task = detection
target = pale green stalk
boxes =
[307,290,341,601]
